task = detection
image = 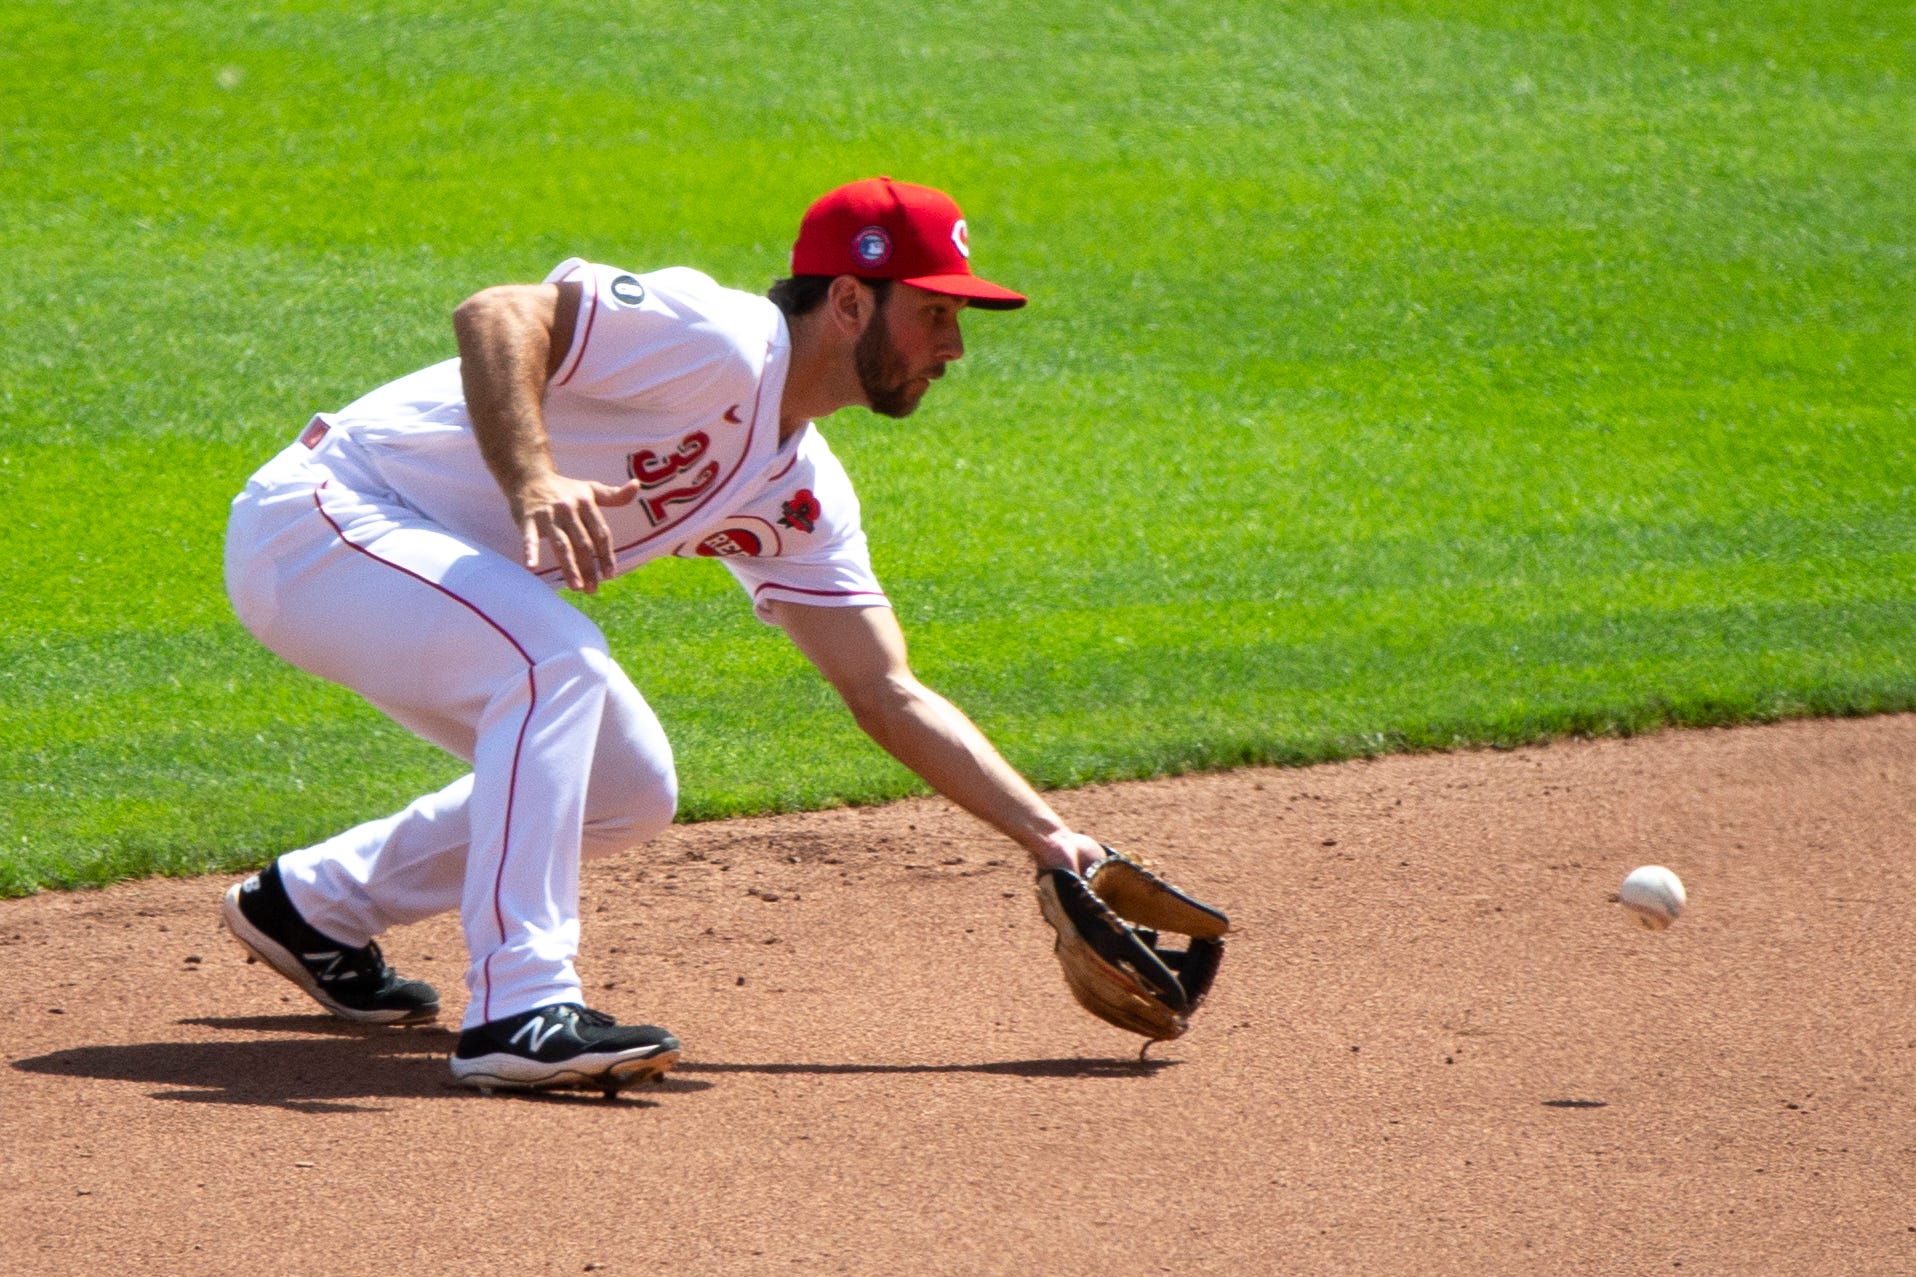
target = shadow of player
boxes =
[678,1057,1178,1080]
[13,1016,1167,1109]
[11,1017,463,1113]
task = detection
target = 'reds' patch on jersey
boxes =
[696,528,764,557]
[674,516,782,560]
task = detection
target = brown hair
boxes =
[767,274,892,318]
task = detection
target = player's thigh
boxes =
[254,506,607,759]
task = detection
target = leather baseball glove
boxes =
[1036,848,1230,1042]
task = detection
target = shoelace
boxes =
[571,1006,617,1028]
[337,940,395,985]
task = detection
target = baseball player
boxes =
[220,177,1111,1093]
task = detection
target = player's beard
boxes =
[855,301,936,419]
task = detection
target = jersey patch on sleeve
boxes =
[608,274,647,306]
[777,489,821,534]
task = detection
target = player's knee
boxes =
[580,678,678,860]
[581,769,677,861]
[574,637,616,676]
[606,736,679,836]
[523,633,618,712]
[562,630,618,687]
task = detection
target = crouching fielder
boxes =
[220,178,1107,1093]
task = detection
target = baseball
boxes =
[1618,864,1686,930]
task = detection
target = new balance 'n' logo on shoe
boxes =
[511,1014,570,1054]
[452,1004,681,1094]
[222,862,440,1025]
[305,950,352,983]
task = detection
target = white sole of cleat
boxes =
[453,1048,680,1094]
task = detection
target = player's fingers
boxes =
[594,479,642,508]
[1045,834,1107,876]
[537,509,588,592]
[582,505,619,580]
[520,519,543,571]
[557,504,607,593]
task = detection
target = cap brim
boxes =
[900,273,1028,311]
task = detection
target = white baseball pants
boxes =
[224,437,677,1029]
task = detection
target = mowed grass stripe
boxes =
[0,0,1909,892]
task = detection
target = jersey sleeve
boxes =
[720,530,889,624]
[542,259,768,406]
[683,431,890,624]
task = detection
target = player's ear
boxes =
[826,275,876,338]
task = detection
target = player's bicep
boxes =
[451,282,578,381]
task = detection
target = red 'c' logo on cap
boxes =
[853,226,893,267]
[951,218,970,259]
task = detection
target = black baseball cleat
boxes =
[222,861,441,1025]
[450,1004,681,1093]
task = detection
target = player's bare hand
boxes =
[512,474,641,593]
[1032,831,1109,876]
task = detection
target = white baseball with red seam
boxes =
[1618,865,1686,931]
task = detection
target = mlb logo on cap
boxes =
[853,226,893,267]
[791,177,1026,310]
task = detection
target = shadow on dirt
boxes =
[12,1014,1166,1110]
[179,1014,444,1037]
[11,1017,457,1113]
[679,1057,1177,1079]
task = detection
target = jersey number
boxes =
[629,431,719,525]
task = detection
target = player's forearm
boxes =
[453,286,563,495]
[853,677,1074,864]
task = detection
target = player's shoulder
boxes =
[789,423,852,481]
[775,426,862,523]
[547,258,774,329]
[542,258,781,392]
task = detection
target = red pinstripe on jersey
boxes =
[309,483,537,1023]
[751,581,888,604]
[551,274,599,388]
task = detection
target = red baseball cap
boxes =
[790,177,1027,310]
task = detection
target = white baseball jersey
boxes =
[228,259,892,1028]
[305,259,887,621]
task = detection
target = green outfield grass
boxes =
[1,1,1910,895]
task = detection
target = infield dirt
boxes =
[4,715,1913,1275]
